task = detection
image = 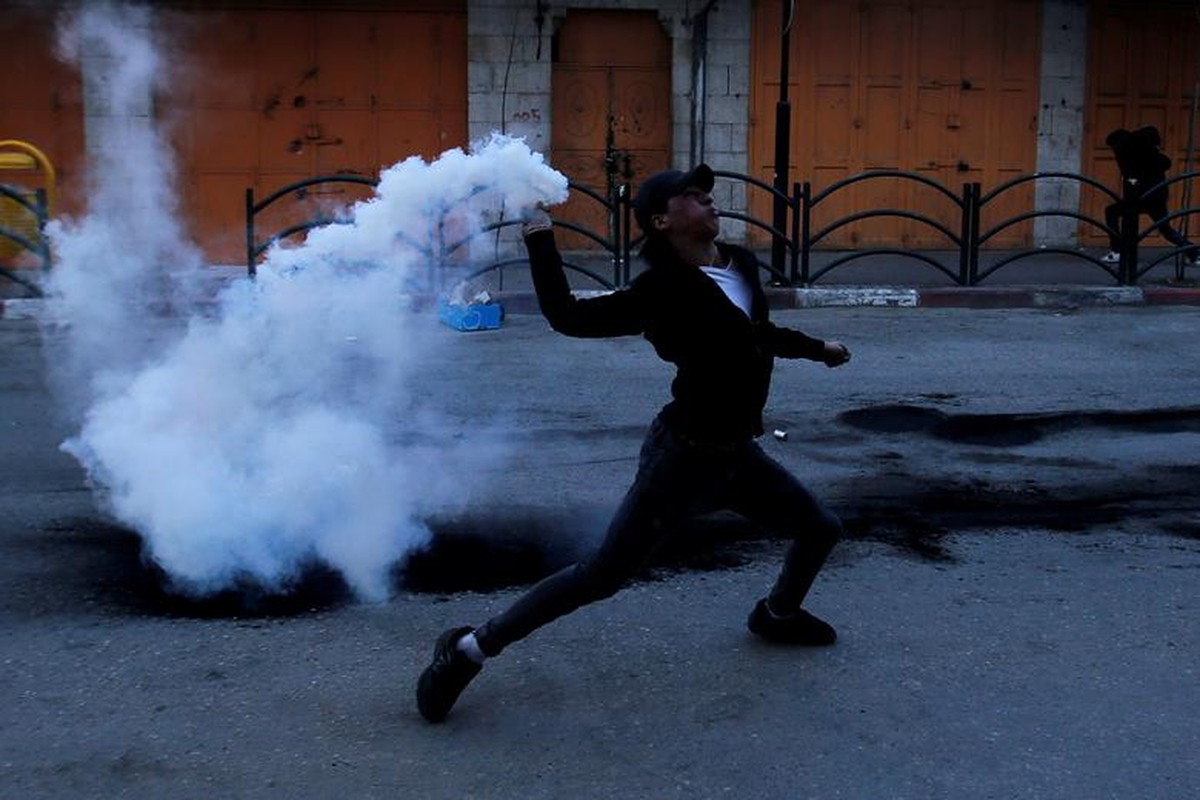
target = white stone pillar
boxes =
[1035,0,1089,247]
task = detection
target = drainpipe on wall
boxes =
[690,1,717,166]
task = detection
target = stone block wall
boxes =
[466,0,754,239]
[1035,0,1089,246]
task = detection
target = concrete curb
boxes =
[1141,285,1200,305]
[495,285,1200,313]
[0,299,46,321]
[774,285,1200,310]
[497,284,1200,311]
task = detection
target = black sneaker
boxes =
[416,626,482,722]
[747,599,837,646]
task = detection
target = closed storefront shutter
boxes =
[0,5,85,221]
[550,9,671,251]
[1081,0,1200,247]
[161,3,467,265]
[750,0,1040,249]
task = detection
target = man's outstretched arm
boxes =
[523,215,644,339]
[764,324,852,368]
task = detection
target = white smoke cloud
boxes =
[48,2,205,404]
[43,2,569,600]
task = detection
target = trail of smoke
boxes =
[47,2,205,407]
[44,2,568,600]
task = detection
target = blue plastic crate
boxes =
[438,298,504,331]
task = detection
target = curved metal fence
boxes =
[244,167,1200,290]
[801,170,972,285]
[1124,171,1200,280]
[0,184,49,297]
[245,176,626,291]
[711,168,797,286]
[245,175,378,275]
[973,172,1123,284]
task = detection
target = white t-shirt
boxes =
[700,265,752,317]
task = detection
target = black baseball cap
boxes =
[632,164,715,234]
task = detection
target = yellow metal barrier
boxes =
[0,140,55,263]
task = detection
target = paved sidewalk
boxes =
[5,248,1200,318]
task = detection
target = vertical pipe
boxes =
[35,188,50,272]
[691,3,714,165]
[800,181,812,284]
[613,184,623,286]
[772,1,795,279]
[1119,178,1140,285]
[245,187,256,277]
[1180,83,1198,281]
[958,183,972,285]
[622,183,633,285]
[969,181,979,284]
[789,181,801,284]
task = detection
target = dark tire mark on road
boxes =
[29,518,353,618]
[830,403,1200,558]
[402,510,597,594]
[839,403,1200,446]
[27,401,1200,613]
[44,464,1200,615]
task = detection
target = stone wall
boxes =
[466,0,754,233]
[1035,0,1089,246]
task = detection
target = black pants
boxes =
[473,415,842,656]
[1105,195,1194,250]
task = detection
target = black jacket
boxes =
[524,230,828,445]
[1107,126,1173,202]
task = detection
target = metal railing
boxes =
[0,184,49,297]
[244,169,1200,289]
[245,176,628,291]
[973,172,1124,284]
[798,170,972,285]
[712,168,798,286]
[245,176,378,276]
[1119,171,1200,281]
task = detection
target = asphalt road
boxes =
[2,305,1198,799]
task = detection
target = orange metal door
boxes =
[376,11,469,165]
[551,10,671,250]
[750,0,1040,250]
[0,6,85,227]
[1081,1,1200,246]
[164,5,466,265]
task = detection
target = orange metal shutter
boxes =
[750,0,1040,251]
[1081,1,1200,247]
[164,5,467,265]
[550,10,671,251]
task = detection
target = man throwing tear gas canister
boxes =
[417,163,852,723]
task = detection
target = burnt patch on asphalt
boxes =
[34,518,353,618]
[34,511,597,614]
[839,403,1200,446]
[143,561,353,618]
[35,510,769,613]
[401,511,589,594]
[31,461,1200,612]
[840,466,1200,560]
[401,510,757,594]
